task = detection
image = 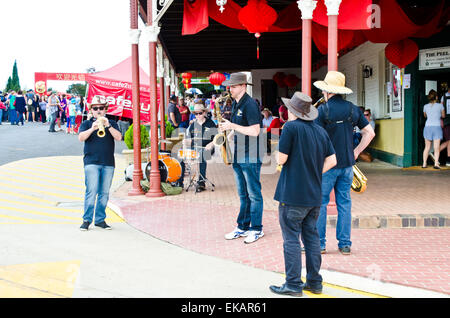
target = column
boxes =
[325,0,342,71]
[145,0,165,197]
[157,56,166,150]
[325,0,342,215]
[297,0,317,96]
[128,0,145,196]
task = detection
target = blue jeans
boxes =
[9,109,17,124]
[317,166,353,249]
[48,112,57,131]
[232,162,263,231]
[279,204,322,290]
[0,109,2,124]
[83,164,115,224]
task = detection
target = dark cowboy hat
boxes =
[281,92,317,121]
[222,72,253,86]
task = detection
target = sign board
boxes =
[153,0,174,23]
[419,46,450,70]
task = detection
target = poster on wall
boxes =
[392,68,402,112]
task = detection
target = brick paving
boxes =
[110,159,450,295]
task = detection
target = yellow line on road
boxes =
[0,182,81,201]
[0,198,81,213]
[0,176,83,195]
[0,206,81,221]
[0,171,84,189]
[0,189,57,205]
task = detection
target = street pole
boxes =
[128,0,144,196]
[146,0,165,197]
[298,0,317,96]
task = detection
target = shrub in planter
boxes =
[124,124,150,150]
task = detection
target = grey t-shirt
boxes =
[423,103,444,127]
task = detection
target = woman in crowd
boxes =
[14,90,27,126]
[177,97,190,129]
[262,108,273,128]
[221,98,232,121]
[39,95,47,123]
[422,89,445,169]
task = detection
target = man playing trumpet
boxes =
[78,96,122,231]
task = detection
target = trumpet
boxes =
[351,165,367,193]
[97,117,106,138]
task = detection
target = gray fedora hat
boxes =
[281,92,317,121]
[222,72,253,86]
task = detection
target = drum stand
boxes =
[184,149,215,194]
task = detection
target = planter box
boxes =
[122,148,152,166]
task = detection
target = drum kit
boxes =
[124,138,215,193]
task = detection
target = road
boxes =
[0,122,440,300]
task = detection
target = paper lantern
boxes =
[273,72,287,88]
[385,39,419,69]
[184,83,192,89]
[209,72,226,86]
[238,0,277,34]
[284,74,300,88]
[181,72,192,79]
[181,78,191,85]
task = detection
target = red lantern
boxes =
[284,74,300,88]
[273,72,287,88]
[181,72,192,80]
[209,72,226,86]
[184,83,192,89]
[385,39,419,69]
[181,78,191,85]
[238,0,277,34]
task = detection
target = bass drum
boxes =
[145,157,182,183]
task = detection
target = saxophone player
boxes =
[183,103,216,192]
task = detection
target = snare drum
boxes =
[145,157,182,183]
[178,149,200,160]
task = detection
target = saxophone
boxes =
[212,98,232,165]
[351,165,367,193]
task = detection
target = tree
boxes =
[5,60,21,92]
[67,83,87,96]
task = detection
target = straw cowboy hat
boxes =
[261,108,272,116]
[281,92,318,121]
[193,103,207,113]
[313,71,353,95]
[222,72,253,86]
[88,95,109,109]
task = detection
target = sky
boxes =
[0,0,149,93]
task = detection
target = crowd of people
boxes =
[0,90,86,133]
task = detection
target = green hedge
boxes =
[124,124,150,150]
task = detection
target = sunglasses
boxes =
[194,112,204,115]
[92,106,105,111]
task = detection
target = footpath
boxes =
[109,158,450,296]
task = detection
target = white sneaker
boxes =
[446,161,450,167]
[244,230,264,244]
[225,227,249,240]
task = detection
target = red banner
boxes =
[87,77,159,123]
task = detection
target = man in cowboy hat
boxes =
[219,72,265,244]
[313,71,375,255]
[78,96,122,231]
[183,103,217,192]
[269,92,336,297]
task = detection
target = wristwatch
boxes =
[105,125,111,129]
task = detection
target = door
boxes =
[261,80,278,113]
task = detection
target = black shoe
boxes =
[302,284,323,294]
[95,221,112,230]
[339,246,351,255]
[269,284,302,297]
[301,247,327,254]
[80,221,91,231]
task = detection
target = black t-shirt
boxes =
[315,95,368,169]
[231,93,263,163]
[79,118,119,167]
[274,119,335,207]
[168,102,182,127]
[187,117,217,148]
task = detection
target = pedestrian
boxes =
[78,96,122,231]
[269,92,337,297]
[422,89,445,169]
[47,92,60,132]
[220,72,265,244]
[8,91,17,125]
[0,99,6,124]
[439,86,450,166]
[26,89,36,122]
[67,98,77,134]
[38,95,47,123]
[14,91,27,126]
[221,97,233,121]
[313,71,375,255]
[177,97,190,129]
[168,95,181,131]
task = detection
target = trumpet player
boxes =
[313,71,375,255]
[78,96,122,231]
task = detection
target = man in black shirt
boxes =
[270,92,336,297]
[78,96,122,231]
[168,95,182,130]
